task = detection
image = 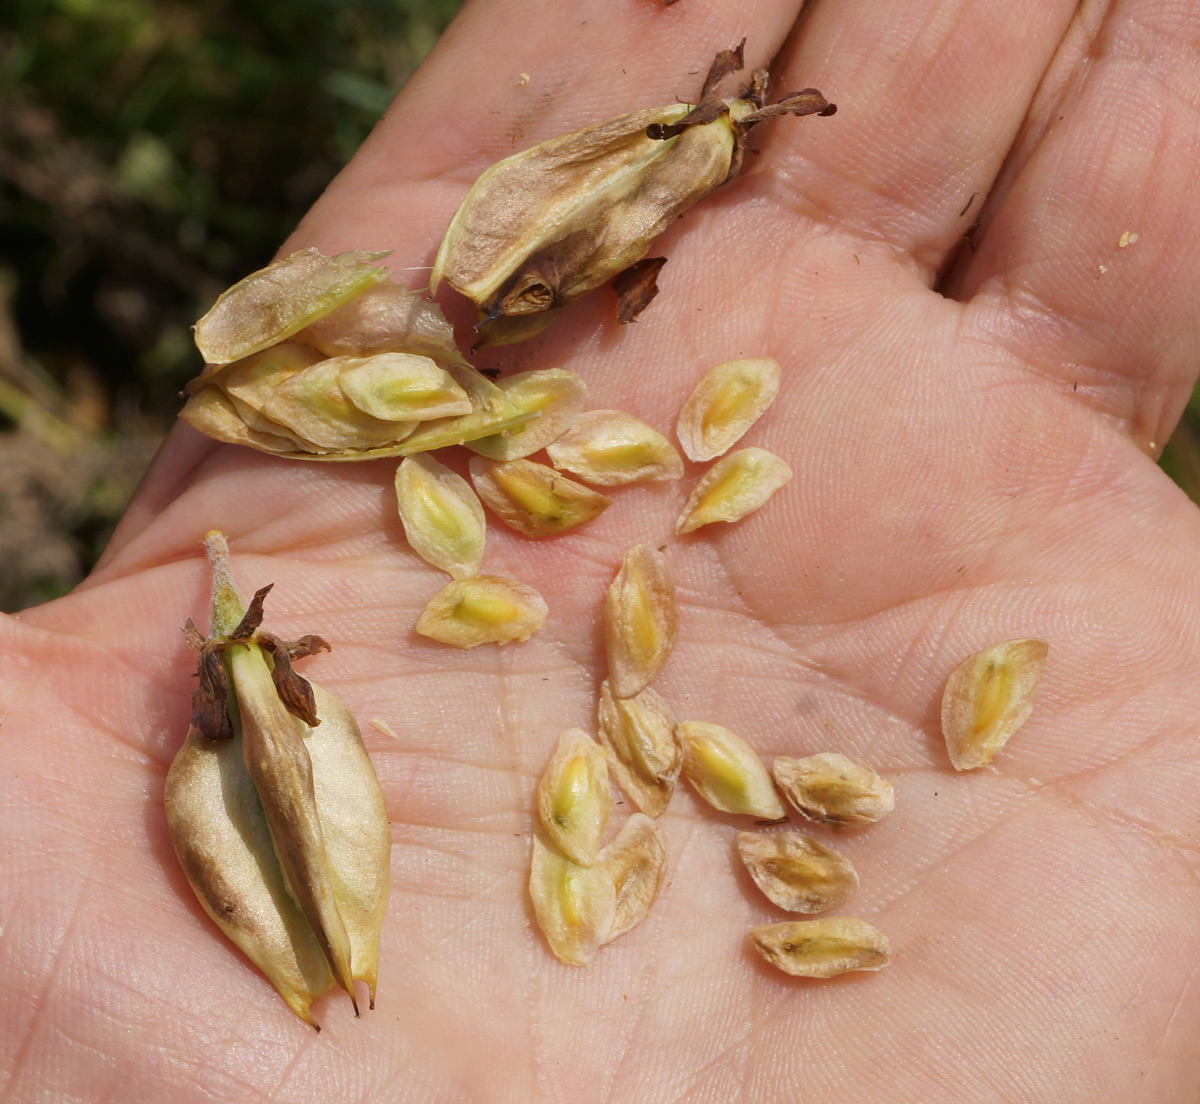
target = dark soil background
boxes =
[0,0,461,611]
[2,0,1198,612]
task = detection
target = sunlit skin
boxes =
[2,0,1200,1100]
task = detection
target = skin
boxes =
[2,0,1199,1100]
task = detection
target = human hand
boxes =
[2,0,1198,1100]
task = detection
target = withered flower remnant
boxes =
[431,43,834,344]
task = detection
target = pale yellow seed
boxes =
[415,575,548,648]
[604,544,678,699]
[547,409,683,485]
[465,369,588,460]
[676,721,785,819]
[749,918,891,978]
[772,753,895,827]
[941,639,1049,770]
[536,729,612,867]
[599,814,667,943]
[597,680,680,818]
[397,363,535,455]
[529,834,616,966]
[338,353,472,423]
[470,456,611,537]
[676,357,781,462]
[736,830,858,913]
[676,448,793,534]
[395,454,486,579]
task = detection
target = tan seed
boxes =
[536,729,612,867]
[547,409,684,485]
[604,544,678,699]
[597,680,680,818]
[750,918,891,978]
[736,830,858,913]
[600,814,667,943]
[470,456,612,537]
[676,447,793,534]
[676,357,781,461]
[394,454,486,579]
[941,639,1049,770]
[676,721,785,819]
[415,575,548,648]
[772,753,895,827]
[465,369,588,460]
[529,834,616,966]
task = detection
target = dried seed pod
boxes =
[547,409,684,485]
[469,456,611,537]
[529,834,616,966]
[604,544,678,698]
[772,753,895,827]
[414,574,548,647]
[676,720,785,819]
[599,813,667,942]
[749,918,892,978]
[337,353,472,423]
[194,247,390,366]
[430,47,833,345]
[676,357,781,461]
[165,532,391,1026]
[395,454,486,579]
[941,639,1049,770]
[597,680,681,818]
[465,368,588,461]
[536,729,612,867]
[735,830,858,913]
[675,448,793,534]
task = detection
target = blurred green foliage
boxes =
[0,0,460,608]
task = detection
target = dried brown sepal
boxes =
[749,918,891,978]
[191,645,233,741]
[231,584,273,642]
[536,728,612,867]
[597,680,680,818]
[548,409,684,486]
[284,635,331,662]
[613,257,667,324]
[414,575,548,648]
[395,453,487,579]
[193,248,390,366]
[675,448,793,534]
[941,639,1049,770]
[645,42,744,140]
[599,813,666,943]
[676,720,785,819]
[736,830,858,914]
[772,753,895,827]
[604,543,678,699]
[529,834,616,966]
[675,357,781,462]
[259,633,320,727]
[469,456,611,537]
[464,368,588,461]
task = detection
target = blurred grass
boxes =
[0,0,461,611]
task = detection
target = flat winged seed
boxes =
[415,574,548,648]
[599,813,667,943]
[338,353,472,422]
[676,721,785,819]
[735,830,858,913]
[215,343,325,439]
[469,457,611,537]
[941,639,1049,770]
[397,363,533,455]
[465,369,588,460]
[529,834,616,966]
[676,448,793,534]
[772,753,895,827]
[604,544,678,698]
[676,357,781,461]
[536,728,611,867]
[395,454,486,579]
[194,247,390,366]
[749,918,892,978]
[547,409,684,485]
[179,386,302,454]
[597,680,680,818]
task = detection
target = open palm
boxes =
[3,0,1199,1100]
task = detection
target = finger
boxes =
[288,0,806,265]
[754,0,1079,275]
[949,0,1200,454]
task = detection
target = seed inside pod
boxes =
[772,753,895,827]
[941,638,1049,770]
[414,574,548,648]
[604,544,678,699]
[547,409,684,485]
[536,729,612,868]
[676,357,781,462]
[676,720,785,819]
[599,813,667,943]
[469,456,611,537]
[676,447,793,534]
[394,453,486,579]
[597,680,680,818]
[735,830,858,913]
